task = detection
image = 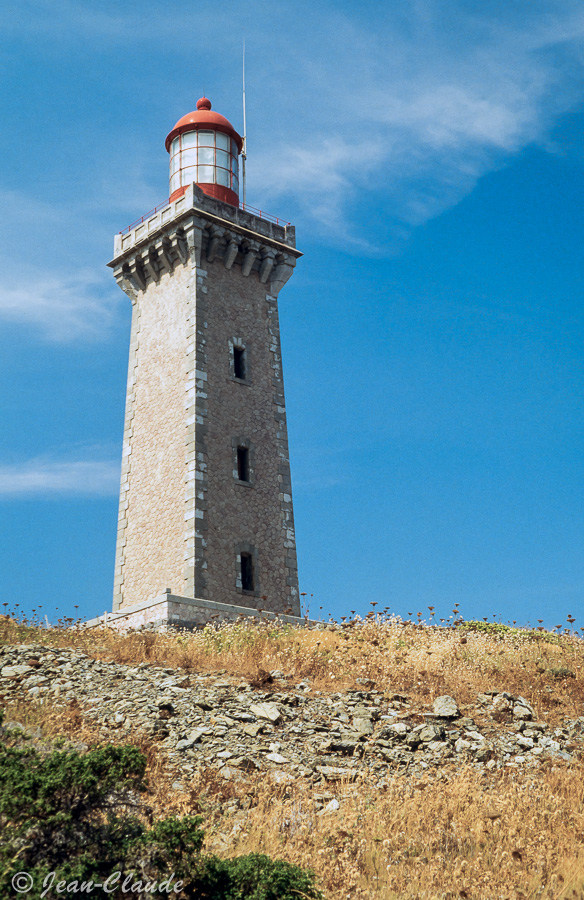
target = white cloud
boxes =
[242,1,584,247]
[0,270,122,342]
[3,0,584,254]
[0,458,120,498]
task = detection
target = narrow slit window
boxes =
[241,553,254,591]
[233,346,246,379]
[237,446,250,481]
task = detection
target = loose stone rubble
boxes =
[1,644,582,788]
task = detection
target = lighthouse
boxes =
[107,97,302,630]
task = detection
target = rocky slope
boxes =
[1,642,582,790]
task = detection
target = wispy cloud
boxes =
[0,458,120,498]
[3,0,584,255]
[0,269,122,342]
[243,1,584,247]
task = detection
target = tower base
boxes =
[83,593,311,632]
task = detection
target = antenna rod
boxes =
[242,39,247,208]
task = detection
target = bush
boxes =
[221,853,326,900]
[0,725,323,900]
[457,621,516,638]
[547,666,576,680]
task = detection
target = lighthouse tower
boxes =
[108,97,301,629]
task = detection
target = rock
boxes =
[332,739,360,755]
[473,745,493,762]
[491,695,513,720]
[271,770,294,784]
[213,715,236,727]
[176,728,205,750]
[249,702,281,724]
[194,699,213,711]
[353,717,374,735]
[458,717,476,730]
[353,705,379,721]
[233,756,261,771]
[266,752,289,764]
[427,741,449,753]
[1,639,576,785]
[242,723,263,738]
[318,738,359,756]
[318,798,340,815]
[379,748,410,763]
[417,724,446,743]
[386,722,409,736]
[433,696,460,718]
[316,765,356,782]
[1,665,30,678]
[230,711,255,722]
[513,700,534,721]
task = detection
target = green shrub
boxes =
[547,666,576,680]
[457,621,516,638]
[222,853,325,899]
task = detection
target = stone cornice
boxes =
[194,209,302,258]
[108,184,301,300]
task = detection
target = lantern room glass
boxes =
[169,129,239,197]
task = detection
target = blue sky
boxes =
[1,0,584,629]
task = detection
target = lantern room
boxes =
[165,97,243,207]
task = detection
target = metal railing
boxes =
[119,199,173,235]
[119,194,290,234]
[238,202,290,227]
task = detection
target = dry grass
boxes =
[3,615,584,897]
[4,698,584,900]
[2,614,584,726]
[191,762,584,900]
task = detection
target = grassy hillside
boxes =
[1,613,584,899]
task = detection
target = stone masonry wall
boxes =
[198,259,298,613]
[117,265,191,609]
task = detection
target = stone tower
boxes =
[108,97,301,630]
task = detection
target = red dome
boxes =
[165,97,243,153]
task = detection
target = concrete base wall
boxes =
[84,594,315,632]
